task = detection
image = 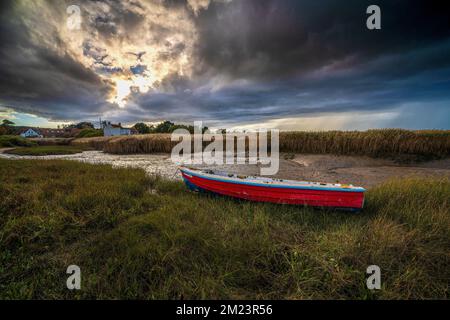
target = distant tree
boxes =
[154,121,175,133]
[77,128,103,138]
[0,119,15,135]
[186,125,195,134]
[1,119,15,126]
[133,122,151,134]
[150,121,209,134]
[75,122,94,129]
[63,123,76,129]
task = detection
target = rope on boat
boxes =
[171,167,180,179]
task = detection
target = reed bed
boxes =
[279,129,450,158]
[104,134,174,154]
[71,129,450,159]
[71,135,116,150]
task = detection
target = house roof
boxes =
[20,128,41,134]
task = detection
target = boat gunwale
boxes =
[180,167,366,193]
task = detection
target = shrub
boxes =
[76,129,103,138]
[0,135,37,148]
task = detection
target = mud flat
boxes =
[287,154,450,187]
[1,149,449,188]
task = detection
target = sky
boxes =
[0,0,449,130]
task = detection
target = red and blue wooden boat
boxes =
[180,167,365,211]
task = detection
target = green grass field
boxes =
[4,145,87,156]
[0,135,37,148]
[0,159,448,299]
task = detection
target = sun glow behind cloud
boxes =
[18,0,200,108]
[109,74,156,108]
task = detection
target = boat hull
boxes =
[181,169,365,210]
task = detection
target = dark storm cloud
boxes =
[108,0,450,128]
[194,0,450,80]
[0,0,449,128]
[0,0,114,121]
[90,0,146,38]
[130,32,450,127]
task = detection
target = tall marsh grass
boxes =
[72,134,173,154]
[0,159,448,299]
[71,129,450,159]
[279,129,450,158]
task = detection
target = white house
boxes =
[103,121,136,137]
[20,128,43,138]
